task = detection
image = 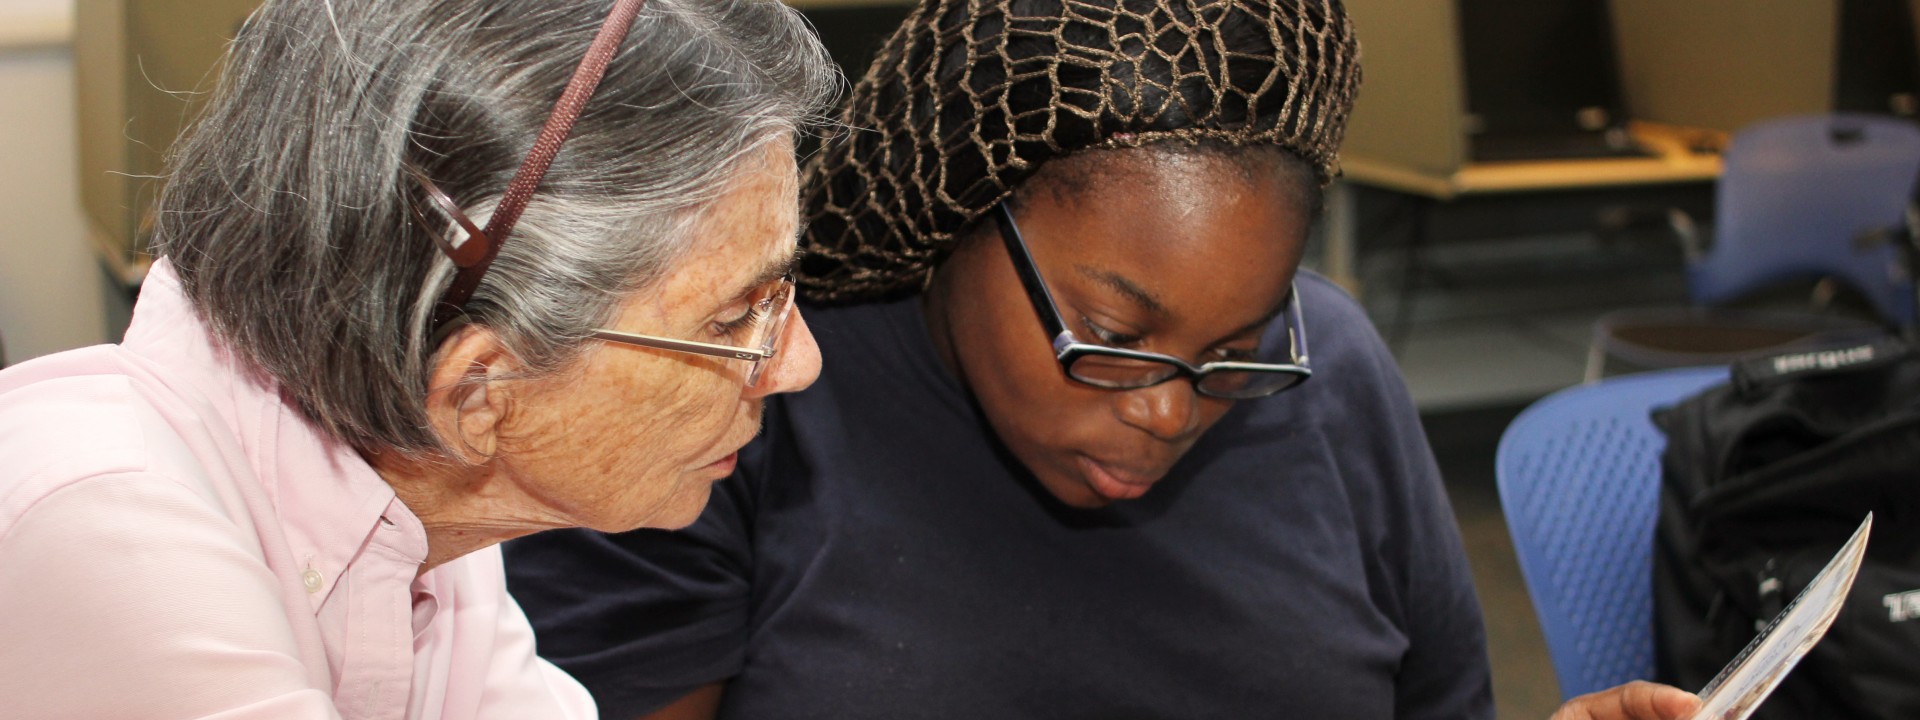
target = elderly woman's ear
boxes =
[425,325,522,462]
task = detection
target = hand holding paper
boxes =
[1547,514,1871,720]
[1682,514,1873,720]
[1550,681,1702,720]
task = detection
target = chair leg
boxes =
[1323,182,1361,296]
[1584,326,1607,383]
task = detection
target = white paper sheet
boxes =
[1684,513,1872,720]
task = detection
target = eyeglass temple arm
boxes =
[992,203,1074,355]
[588,330,773,361]
[1286,281,1309,364]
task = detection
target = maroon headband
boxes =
[427,0,649,331]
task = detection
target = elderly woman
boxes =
[0,0,834,716]
[507,1,1703,719]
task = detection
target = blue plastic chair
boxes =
[1688,113,1920,327]
[1494,366,1729,700]
[1586,114,1920,380]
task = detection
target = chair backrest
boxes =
[1494,367,1728,699]
[1690,113,1920,327]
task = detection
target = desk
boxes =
[1323,122,1727,295]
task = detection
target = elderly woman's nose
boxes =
[749,309,822,397]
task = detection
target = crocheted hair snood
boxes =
[800,0,1360,303]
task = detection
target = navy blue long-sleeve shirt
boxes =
[506,272,1493,720]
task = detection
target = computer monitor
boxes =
[1457,0,1643,161]
[1835,0,1920,118]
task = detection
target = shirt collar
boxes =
[123,259,428,607]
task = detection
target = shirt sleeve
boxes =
[504,434,765,719]
[1305,275,1495,720]
[1385,434,1497,720]
[0,473,342,719]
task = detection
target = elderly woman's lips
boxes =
[700,451,739,478]
[1076,455,1155,501]
[699,427,758,477]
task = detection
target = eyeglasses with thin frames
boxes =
[991,201,1312,400]
[589,274,796,387]
[408,171,795,386]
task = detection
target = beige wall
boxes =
[1341,0,1467,175]
[0,1,107,365]
[1339,0,1892,170]
[1612,0,1837,134]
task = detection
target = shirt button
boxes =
[302,569,324,593]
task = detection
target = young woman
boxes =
[505,1,1699,718]
[0,0,835,716]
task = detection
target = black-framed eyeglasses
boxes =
[991,202,1312,400]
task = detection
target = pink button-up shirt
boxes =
[0,261,596,719]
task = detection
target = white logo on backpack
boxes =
[1770,345,1877,376]
[1885,590,1920,622]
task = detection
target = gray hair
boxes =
[154,0,839,457]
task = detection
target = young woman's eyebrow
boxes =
[1074,265,1169,319]
[1071,263,1286,342]
[1224,299,1289,340]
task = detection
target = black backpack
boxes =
[1653,340,1920,719]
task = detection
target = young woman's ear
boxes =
[424,325,517,462]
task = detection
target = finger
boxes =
[1614,681,1702,719]
[1645,683,1704,719]
[1550,682,1702,720]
